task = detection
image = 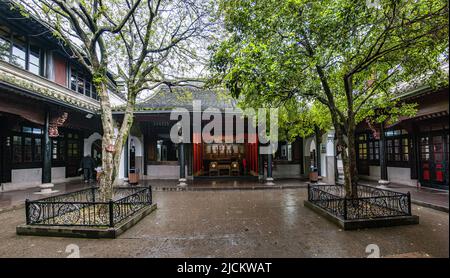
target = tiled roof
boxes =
[133,86,237,112]
[393,63,449,99]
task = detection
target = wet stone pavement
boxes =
[0,188,448,258]
[0,181,90,212]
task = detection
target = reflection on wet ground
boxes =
[0,188,448,258]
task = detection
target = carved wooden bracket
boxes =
[366,119,380,140]
[49,112,68,137]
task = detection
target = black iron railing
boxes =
[307,184,411,220]
[25,186,152,227]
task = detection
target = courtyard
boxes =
[0,186,447,258]
[0,0,448,271]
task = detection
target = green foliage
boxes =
[13,2,30,18]
[211,0,449,137]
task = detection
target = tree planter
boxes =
[304,184,419,230]
[16,186,157,238]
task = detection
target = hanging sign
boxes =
[106,144,115,153]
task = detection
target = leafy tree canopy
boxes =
[211,0,448,135]
[210,0,448,195]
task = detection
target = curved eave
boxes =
[0,81,98,114]
[392,84,434,101]
[0,61,100,114]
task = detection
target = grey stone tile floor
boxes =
[0,188,447,258]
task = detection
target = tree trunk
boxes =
[314,64,359,198]
[346,116,359,198]
[335,127,351,197]
[96,80,115,201]
[111,96,136,186]
[343,74,359,199]
[94,78,136,201]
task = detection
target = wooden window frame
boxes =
[385,129,410,168]
[11,125,44,169]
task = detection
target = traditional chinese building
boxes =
[113,86,306,183]
[354,83,449,190]
[0,0,448,192]
[0,1,122,191]
[0,0,306,192]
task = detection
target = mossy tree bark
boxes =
[24,0,213,201]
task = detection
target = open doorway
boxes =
[91,139,102,166]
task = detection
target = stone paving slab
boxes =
[16,203,158,238]
[0,188,448,258]
[384,251,432,258]
[2,178,447,214]
[0,179,305,212]
[0,181,91,213]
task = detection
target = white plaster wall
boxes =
[84,132,102,156]
[359,165,416,187]
[273,164,302,178]
[370,166,381,180]
[2,167,73,192]
[130,135,144,177]
[146,165,187,179]
[11,168,41,186]
[303,136,316,175]
[303,136,315,156]
[51,167,66,183]
[319,131,335,183]
[309,140,316,152]
[117,135,144,183]
[325,134,335,157]
[320,152,327,177]
[360,166,383,182]
[387,167,416,186]
[323,157,335,184]
[118,146,126,180]
[130,136,142,156]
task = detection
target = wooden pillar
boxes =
[379,122,388,182]
[315,130,321,176]
[267,151,273,178]
[265,143,274,185]
[143,132,147,175]
[410,125,419,180]
[179,143,185,179]
[42,110,52,184]
[258,142,264,181]
[124,136,129,179]
[178,141,187,186]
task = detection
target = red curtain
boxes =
[193,133,258,175]
[244,133,258,174]
[193,133,203,174]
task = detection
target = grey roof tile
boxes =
[135,86,237,111]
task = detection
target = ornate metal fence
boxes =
[25,186,152,227]
[307,184,411,220]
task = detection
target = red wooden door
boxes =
[419,133,449,189]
